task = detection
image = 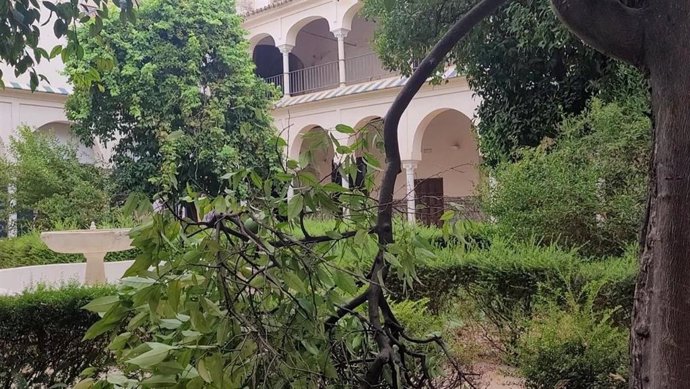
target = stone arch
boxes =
[340,2,364,32]
[285,15,334,47]
[248,32,276,52]
[411,108,475,161]
[289,125,335,183]
[412,108,480,198]
[37,121,102,164]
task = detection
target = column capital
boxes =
[331,28,350,39]
[277,44,294,54]
[402,160,419,170]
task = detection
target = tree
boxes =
[64,0,280,199]
[548,1,690,386]
[377,0,689,385]
[363,0,642,166]
[0,0,135,89]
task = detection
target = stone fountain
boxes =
[40,222,133,285]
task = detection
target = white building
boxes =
[0,0,482,227]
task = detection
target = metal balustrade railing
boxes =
[345,52,396,84]
[264,74,284,94]
[289,61,340,95]
[261,52,399,97]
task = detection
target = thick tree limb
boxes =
[377,0,510,244]
[550,0,645,67]
[366,0,509,386]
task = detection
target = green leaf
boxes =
[83,303,128,340]
[284,271,307,294]
[126,343,173,368]
[333,270,358,295]
[121,276,157,289]
[141,375,177,385]
[82,295,119,313]
[335,124,355,134]
[287,194,304,220]
[440,210,455,221]
[197,359,212,383]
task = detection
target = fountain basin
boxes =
[40,228,133,254]
[40,227,133,285]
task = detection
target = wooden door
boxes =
[414,178,444,227]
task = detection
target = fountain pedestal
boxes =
[40,224,133,285]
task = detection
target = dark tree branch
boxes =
[550,0,645,67]
[363,0,509,386]
[377,0,510,244]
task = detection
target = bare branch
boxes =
[550,0,645,66]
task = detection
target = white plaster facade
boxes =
[0,0,483,227]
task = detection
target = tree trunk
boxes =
[550,0,690,387]
[630,4,690,385]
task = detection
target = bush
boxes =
[385,235,637,346]
[517,288,629,389]
[0,285,114,387]
[9,127,113,230]
[484,98,650,257]
[0,232,137,269]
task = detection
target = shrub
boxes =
[9,127,112,230]
[517,288,629,389]
[385,236,637,346]
[0,232,137,269]
[0,285,114,387]
[484,98,650,257]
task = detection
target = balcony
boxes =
[263,52,396,96]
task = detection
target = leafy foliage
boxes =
[517,286,629,389]
[64,0,280,198]
[76,124,467,388]
[0,284,115,388]
[0,0,135,89]
[483,97,651,257]
[8,127,111,230]
[363,0,644,165]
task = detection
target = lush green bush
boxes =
[0,285,114,387]
[484,98,650,257]
[9,127,113,231]
[0,232,137,269]
[517,289,629,389]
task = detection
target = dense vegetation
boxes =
[0,285,114,388]
[65,0,280,198]
[1,128,113,232]
[363,0,644,166]
[484,97,650,257]
[0,220,636,387]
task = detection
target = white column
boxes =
[278,44,294,96]
[403,160,418,224]
[7,184,16,238]
[332,153,350,218]
[332,28,349,87]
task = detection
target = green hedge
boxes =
[0,233,138,269]
[0,285,115,388]
[386,239,637,337]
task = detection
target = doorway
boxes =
[414,178,444,227]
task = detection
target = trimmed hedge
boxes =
[0,233,138,269]
[386,239,637,331]
[0,285,114,388]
